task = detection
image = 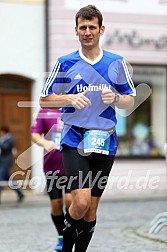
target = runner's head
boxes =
[75,5,103,28]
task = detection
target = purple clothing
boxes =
[31,109,64,175]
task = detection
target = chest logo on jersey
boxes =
[74,73,83,80]
[76,83,112,92]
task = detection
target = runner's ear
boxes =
[75,27,78,36]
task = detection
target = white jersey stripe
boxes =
[122,59,136,95]
[46,62,61,95]
[45,60,59,93]
[41,61,59,96]
[122,59,133,87]
[46,60,59,86]
[42,60,61,96]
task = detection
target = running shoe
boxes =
[54,235,63,251]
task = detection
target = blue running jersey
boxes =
[41,49,136,155]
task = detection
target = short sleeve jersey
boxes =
[31,108,64,174]
[41,49,136,155]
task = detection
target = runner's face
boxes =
[75,17,105,50]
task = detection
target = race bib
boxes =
[84,130,110,155]
[52,132,61,150]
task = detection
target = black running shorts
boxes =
[62,146,115,197]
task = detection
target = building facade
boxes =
[47,0,167,158]
[0,0,45,189]
[0,0,166,192]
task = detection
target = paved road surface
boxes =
[0,195,167,252]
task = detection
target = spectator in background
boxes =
[31,108,71,252]
[0,126,24,203]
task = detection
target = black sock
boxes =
[74,219,96,252]
[62,211,84,252]
[51,213,64,236]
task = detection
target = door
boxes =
[0,74,32,181]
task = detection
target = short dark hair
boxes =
[75,5,103,27]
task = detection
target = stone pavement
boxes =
[0,190,167,252]
[0,158,167,251]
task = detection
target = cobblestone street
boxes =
[0,194,167,252]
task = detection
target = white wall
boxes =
[65,0,167,15]
[48,0,167,66]
[0,1,46,192]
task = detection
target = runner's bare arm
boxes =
[40,89,91,110]
[99,88,134,109]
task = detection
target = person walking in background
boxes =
[0,126,24,203]
[31,108,71,252]
[40,5,136,251]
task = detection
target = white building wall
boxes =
[64,0,167,15]
[0,1,46,192]
[48,0,167,67]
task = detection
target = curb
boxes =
[135,225,167,244]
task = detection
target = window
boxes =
[117,65,166,158]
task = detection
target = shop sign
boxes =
[104,30,167,49]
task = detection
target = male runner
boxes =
[40,5,136,251]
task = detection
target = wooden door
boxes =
[0,74,32,180]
